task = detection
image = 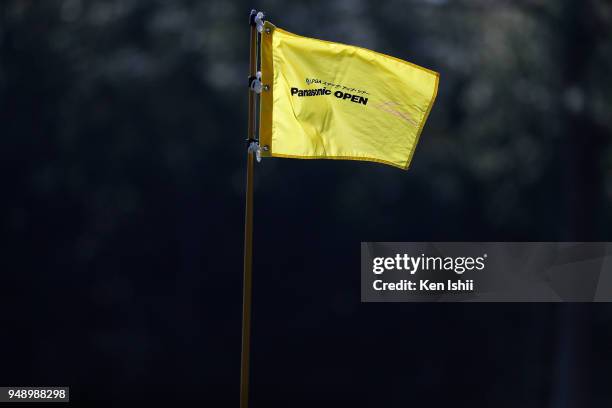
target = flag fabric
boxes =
[258,21,439,170]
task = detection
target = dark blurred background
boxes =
[1,0,612,406]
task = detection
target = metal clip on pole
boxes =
[246,138,261,162]
[248,71,263,94]
[249,10,265,33]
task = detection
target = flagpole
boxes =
[240,10,258,408]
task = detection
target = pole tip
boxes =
[249,9,265,28]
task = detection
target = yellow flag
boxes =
[259,21,439,170]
